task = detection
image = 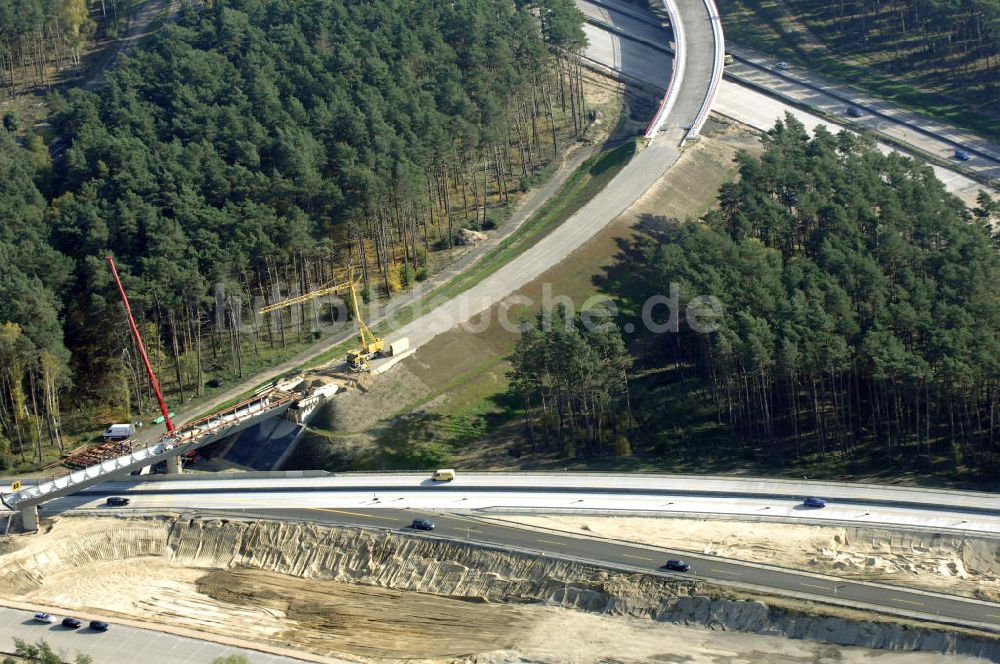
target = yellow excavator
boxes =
[346,269,383,371]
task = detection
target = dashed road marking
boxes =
[799,582,832,591]
[536,539,565,546]
[889,597,925,607]
[621,553,653,561]
[307,508,399,522]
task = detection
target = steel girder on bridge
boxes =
[6,390,296,528]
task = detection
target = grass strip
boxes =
[194,139,638,418]
[716,0,1000,144]
[306,138,639,367]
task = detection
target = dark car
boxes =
[846,106,863,118]
[955,149,971,161]
[803,496,827,508]
[62,617,82,629]
[411,518,435,531]
[660,560,690,572]
[89,621,109,632]
[207,377,224,388]
[105,496,130,507]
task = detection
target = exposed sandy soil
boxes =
[501,515,1000,602]
[513,609,978,664]
[197,567,530,660]
[297,119,762,471]
[1,517,993,663]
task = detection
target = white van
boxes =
[431,468,455,482]
[103,423,134,441]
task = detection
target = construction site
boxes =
[3,14,1000,659]
[1,515,997,663]
[4,127,1000,664]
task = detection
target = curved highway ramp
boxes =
[389,0,724,351]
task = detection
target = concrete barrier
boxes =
[685,0,725,141]
[643,0,685,138]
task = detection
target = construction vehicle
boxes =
[346,269,383,371]
[257,265,405,373]
[102,423,134,441]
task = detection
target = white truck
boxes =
[103,423,135,441]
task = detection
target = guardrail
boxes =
[584,16,996,190]
[685,0,725,142]
[59,471,1000,516]
[643,0,685,138]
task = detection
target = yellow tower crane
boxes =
[346,268,383,371]
[258,280,352,315]
[256,267,385,372]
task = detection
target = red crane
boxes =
[106,256,175,434]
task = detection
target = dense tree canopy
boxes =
[508,305,633,458]
[0,0,104,94]
[0,129,70,464]
[0,0,587,467]
[627,115,1000,473]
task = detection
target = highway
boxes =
[30,472,1000,631]
[48,472,1000,514]
[384,0,723,350]
[48,484,1000,535]
[578,0,999,205]
[196,506,999,633]
[723,46,1000,177]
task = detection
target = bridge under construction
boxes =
[5,386,302,530]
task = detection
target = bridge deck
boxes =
[8,390,296,509]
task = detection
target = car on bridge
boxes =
[955,149,971,161]
[846,106,864,118]
[803,496,827,508]
[411,518,435,531]
[776,61,791,71]
[660,560,690,572]
[106,496,130,507]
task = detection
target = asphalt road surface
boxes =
[49,486,1000,535]
[51,472,1000,514]
[218,506,1000,633]
[0,607,313,664]
[578,0,999,204]
[389,134,683,350]
[32,471,1000,536]
[30,471,1000,631]
[657,0,717,133]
